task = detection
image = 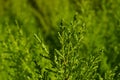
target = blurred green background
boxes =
[0,0,120,79]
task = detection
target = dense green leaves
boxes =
[0,0,120,80]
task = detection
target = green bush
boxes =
[0,0,120,80]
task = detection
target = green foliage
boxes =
[0,0,120,80]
